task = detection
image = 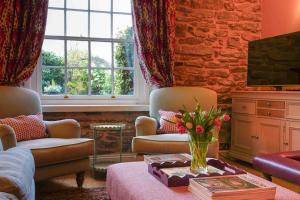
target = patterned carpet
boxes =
[36,187,110,200]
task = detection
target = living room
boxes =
[0,0,299,199]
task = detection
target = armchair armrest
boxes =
[45,119,81,139]
[0,124,17,150]
[135,116,158,136]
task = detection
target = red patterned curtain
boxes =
[133,0,175,88]
[0,0,48,86]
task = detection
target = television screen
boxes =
[247,31,300,86]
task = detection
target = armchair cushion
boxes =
[0,114,47,141]
[17,138,93,167]
[157,110,180,134]
[132,134,189,154]
[132,133,219,158]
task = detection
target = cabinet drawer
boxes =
[286,102,300,119]
[257,100,285,109]
[232,99,255,114]
[257,109,285,118]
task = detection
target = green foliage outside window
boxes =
[115,27,134,95]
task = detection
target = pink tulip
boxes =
[214,118,222,128]
[196,125,204,134]
[223,114,230,122]
[178,126,186,134]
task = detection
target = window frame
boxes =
[33,0,149,105]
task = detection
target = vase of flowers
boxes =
[169,104,230,174]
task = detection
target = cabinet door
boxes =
[256,118,283,154]
[231,114,257,155]
[285,121,300,151]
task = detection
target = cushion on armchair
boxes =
[0,114,47,141]
[157,110,182,134]
[17,138,93,168]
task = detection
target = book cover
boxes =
[190,174,276,195]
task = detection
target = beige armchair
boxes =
[0,86,93,187]
[132,87,219,158]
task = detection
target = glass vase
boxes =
[189,138,209,174]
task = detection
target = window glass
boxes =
[49,0,64,8]
[67,11,88,37]
[42,0,135,97]
[113,0,131,13]
[66,0,88,10]
[90,0,111,11]
[45,10,64,36]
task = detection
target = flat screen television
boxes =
[247,31,300,87]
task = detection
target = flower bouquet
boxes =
[166,103,230,173]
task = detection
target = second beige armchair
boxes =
[132,87,219,158]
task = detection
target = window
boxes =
[40,0,141,102]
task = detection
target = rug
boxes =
[36,187,110,200]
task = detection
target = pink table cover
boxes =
[107,162,300,200]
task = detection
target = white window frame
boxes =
[28,0,149,106]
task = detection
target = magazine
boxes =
[144,153,191,164]
[189,174,276,200]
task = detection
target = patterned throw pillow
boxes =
[157,110,181,134]
[0,114,47,141]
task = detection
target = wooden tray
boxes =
[148,158,246,187]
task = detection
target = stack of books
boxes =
[189,174,276,200]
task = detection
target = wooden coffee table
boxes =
[107,162,300,200]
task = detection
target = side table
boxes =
[90,123,126,175]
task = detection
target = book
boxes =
[160,165,226,178]
[144,153,191,165]
[189,174,276,200]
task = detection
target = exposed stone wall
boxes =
[43,111,148,153]
[174,0,262,146]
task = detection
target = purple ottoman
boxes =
[106,162,300,200]
[253,151,300,185]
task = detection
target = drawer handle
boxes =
[267,102,271,107]
[284,142,289,145]
[267,112,271,116]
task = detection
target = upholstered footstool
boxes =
[253,151,300,185]
[106,162,300,200]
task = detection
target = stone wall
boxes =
[174,0,262,146]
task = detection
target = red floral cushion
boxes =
[0,113,47,141]
[157,110,180,134]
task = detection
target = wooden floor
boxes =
[36,153,300,194]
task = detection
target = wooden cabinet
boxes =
[231,114,256,162]
[229,91,300,163]
[285,121,300,151]
[256,118,283,154]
